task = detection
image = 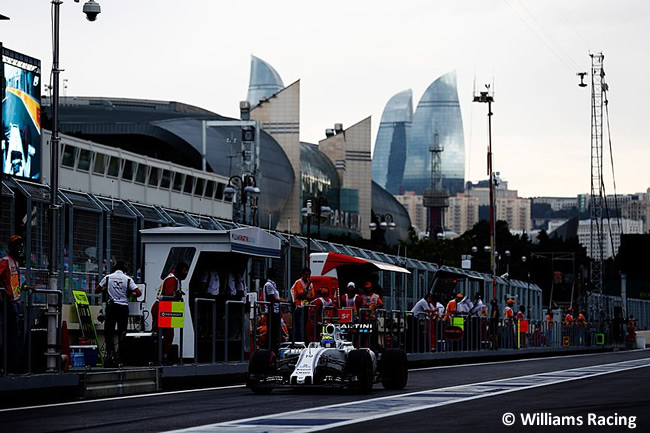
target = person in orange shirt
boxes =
[307,287,336,342]
[565,307,575,325]
[290,267,313,342]
[356,281,384,321]
[0,235,33,373]
[546,308,554,347]
[563,307,575,346]
[576,309,588,345]
[445,293,464,321]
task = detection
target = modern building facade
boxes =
[402,71,465,196]
[247,55,285,108]
[250,80,302,233]
[463,179,532,234]
[578,218,644,259]
[394,192,426,235]
[446,193,479,236]
[319,118,373,240]
[371,89,412,195]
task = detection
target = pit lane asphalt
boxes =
[1,349,648,433]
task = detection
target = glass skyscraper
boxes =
[247,55,285,107]
[402,71,465,196]
[371,89,412,195]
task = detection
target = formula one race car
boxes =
[246,323,408,394]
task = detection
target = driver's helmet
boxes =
[320,336,336,348]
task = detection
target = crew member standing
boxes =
[290,267,313,342]
[152,262,188,363]
[340,282,358,317]
[503,299,516,348]
[0,235,32,373]
[307,287,336,341]
[445,293,464,321]
[95,260,141,365]
[262,268,287,353]
[576,309,588,345]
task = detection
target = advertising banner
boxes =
[158,301,185,328]
[1,47,41,181]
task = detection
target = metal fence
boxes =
[0,297,635,375]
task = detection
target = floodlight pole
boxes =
[473,89,496,300]
[47,0,63,373]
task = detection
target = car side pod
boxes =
[380,348,408,390]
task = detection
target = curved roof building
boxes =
[45,96,294,227]
[402,71,465,196]
[371,89,413,195]
[247,55,285,108]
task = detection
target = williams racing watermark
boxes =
[502,412,637,429]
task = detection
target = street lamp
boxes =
[48,0,100,373]
[369,213,396,231]
[301,197,331,261]
[473,85,496,300]
[224,174,260,225]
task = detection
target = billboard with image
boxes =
[1,46,42,181]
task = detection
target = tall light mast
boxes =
[473,86,496,300]
[589,53,606,296]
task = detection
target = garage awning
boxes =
[318,252,410,275]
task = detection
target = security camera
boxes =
[76,0,101,22]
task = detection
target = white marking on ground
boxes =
[165,357,650,433]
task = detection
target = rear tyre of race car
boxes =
[380,348,408,390]
[346,349,373,393]
[247,349,274,394]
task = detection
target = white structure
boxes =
[42,130,233,220]
[577,218,643,259]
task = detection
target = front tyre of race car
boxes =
[345,349,374,393]
[247,349,275,394]
[380,348,408,390]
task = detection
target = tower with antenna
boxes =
[587,53,606,295]
[423,132,449,237]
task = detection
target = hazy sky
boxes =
[1,1,648,198]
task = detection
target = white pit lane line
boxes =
[165,357,650,433]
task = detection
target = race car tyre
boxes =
[249,349,274,374]
[247,349,274,394]
[380,348,408,390]
[346,349,373,393]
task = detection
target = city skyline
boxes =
[1,1,648,198]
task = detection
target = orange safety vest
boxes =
[565,314,574,325]
[546,315,554,328]
[0,256,21,301]
[291,278,312,307]
[503,306,514,321]
[577,313,587,326]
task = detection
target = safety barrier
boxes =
[1,298,630,374]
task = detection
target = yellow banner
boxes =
[73,290,90,305]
